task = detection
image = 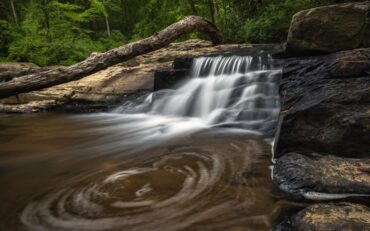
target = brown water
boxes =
[0,114,299,231]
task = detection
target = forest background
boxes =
[0,0,361,66]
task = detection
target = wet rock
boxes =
[292,203,370,231]
[273,153,370,199]
[153,69,190,91]
[286,2,370,55]
[153,57,195,91]
[276,48,370,158]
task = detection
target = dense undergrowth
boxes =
[0,0,361,66]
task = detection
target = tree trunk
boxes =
[105,15,111,36]
[9,0,18,26]
[0,16,222,99]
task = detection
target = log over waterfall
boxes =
[0,16,222,99]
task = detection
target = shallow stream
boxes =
[0,55,302,230]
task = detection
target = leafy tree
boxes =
[239,0,318,43]
[9,0,18,26]
[90,0,111,36]
[0,20,12,58]
[0,0,365,66]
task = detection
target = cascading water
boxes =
[15,55,284,231]
[98,55,282,151]
[148,56,280,127]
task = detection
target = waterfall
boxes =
[115,55,280,136]
[150,56,280,131]
[79,55,281,152]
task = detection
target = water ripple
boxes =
[21,139,274,231]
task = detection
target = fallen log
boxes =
[0,16,222,99]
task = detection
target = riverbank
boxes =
[0,1,369,230]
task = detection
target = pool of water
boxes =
[0,113,301,231]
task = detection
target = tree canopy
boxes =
[0,0,362,66]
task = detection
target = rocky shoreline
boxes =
[273,2,370,229]
[272,49,370,229]
[152,3,370,229]
[1,45,369,230]
[0,1,369,230]
[138,45,370,229]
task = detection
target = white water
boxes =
[73,55,281,153]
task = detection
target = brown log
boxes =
[0,16,222,99]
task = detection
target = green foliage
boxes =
[239,0,317,43]
[6,0,123,66]
[8,1,51,65]
[0,0,365,66]
[131,0,189,40]
[0,20,13,57]
[49,1,91,23]
[97,30,126,49]
[90,0,108,17]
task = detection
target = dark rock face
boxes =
[274,47,370,230]
[153,58,193,91]
[273,153,370,199]
[276,48,370,158]
[292,203,370,231]
[286,2,370,55]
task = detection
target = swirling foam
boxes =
[21,140,274,231]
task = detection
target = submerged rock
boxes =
[292,203,370,231]
[273,153,370,199]
[286,2,370,55]
[276,48,370,158]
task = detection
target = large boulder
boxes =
[274,35,370,230]
[276,48,370,158]
[286,2,370,55]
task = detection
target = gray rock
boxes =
[286,2,370,55]
[276,48,370,158]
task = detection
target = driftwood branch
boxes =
[0,16,222,99]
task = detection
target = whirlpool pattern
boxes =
[21,138,277,231]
